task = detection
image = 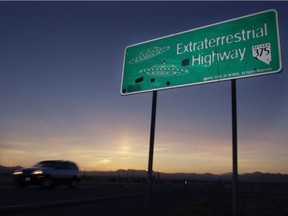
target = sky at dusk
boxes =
[0,1,287,174]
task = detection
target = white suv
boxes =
[13,160,82,188]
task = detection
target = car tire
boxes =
[42,177,54,189]
[16,183,26,189]
[69,178,78,189]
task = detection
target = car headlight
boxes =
[32,170,43,175]
[13,170,23,175]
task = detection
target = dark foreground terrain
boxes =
[1,175,288,216]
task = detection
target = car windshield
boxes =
[34,161,57,168]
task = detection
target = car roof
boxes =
[39,160,75,163]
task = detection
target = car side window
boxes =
[55,162,65,170]
[63,162,71,170]
[69,163,78,171]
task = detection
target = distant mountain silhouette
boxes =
[87,169,147,178]
[86,169,288,183]
[239,172,288,183]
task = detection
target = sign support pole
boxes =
[147,90,157,216]
[231,79,238,216]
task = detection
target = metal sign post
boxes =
[231,79,238,216]
[147,91,157,216]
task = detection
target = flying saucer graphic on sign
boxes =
[129,46,170,64]
[139,61,189,76]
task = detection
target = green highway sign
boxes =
[121,9,282,95]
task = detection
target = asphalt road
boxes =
[0,184,146,207]
[0,183,187,215]
[1,182,288,216]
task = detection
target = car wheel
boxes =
[69,178,78,189]
[16,183,26,189]
[42,177,53,189]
